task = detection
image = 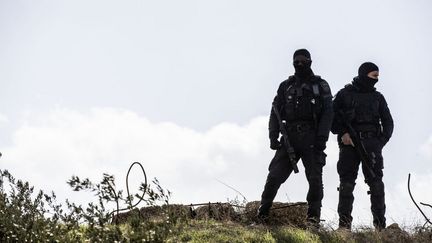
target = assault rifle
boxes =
[339,110,377,179]
[272,104,299,173]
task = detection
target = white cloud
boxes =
[420,135,432,160]
[1,107,430,228]
[0,113,8,124]
[0,107,273,207]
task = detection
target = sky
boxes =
[1,0,432,228]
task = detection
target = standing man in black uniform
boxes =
[257,49,333,227]
[331,62,393,230]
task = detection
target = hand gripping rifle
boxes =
[339,110,377,179]
[272,104,299,173]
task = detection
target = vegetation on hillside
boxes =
[1,169,431,242]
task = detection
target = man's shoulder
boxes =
[278,76,296,87]
[373,89,384,96]
[337,84,384,99]
[286,75,297,83]
[311,75,331,94]
[340,83,356,92]
[373,90,386,102]
[333,83,354,98]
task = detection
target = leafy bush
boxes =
[2,168,432,242]
[0,169,178,242]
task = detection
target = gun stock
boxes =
[272,104,299,173]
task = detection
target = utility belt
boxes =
[356,131,380,139]
[352,123,380,139]
[285,121,315,133]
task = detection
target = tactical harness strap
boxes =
[341,84,383,134]
[283,75,329,128]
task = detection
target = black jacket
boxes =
[269,74,333,140]
[331,77,394,145]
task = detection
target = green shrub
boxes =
[0,169,177,242]
[2,168,432,242]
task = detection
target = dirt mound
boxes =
[244,201,308,227]
[111,201,308,227]
[379,223,411,242]
[193,203,239,221]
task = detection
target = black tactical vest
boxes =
[343,84,381,131]
[282,75,329,123]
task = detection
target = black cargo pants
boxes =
[259,128,326,221]
[337,136,386,229]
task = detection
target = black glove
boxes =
[314,136,327,151]
[270,138,282,150]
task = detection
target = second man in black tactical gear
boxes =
[257,49,333,227]
[331,62,394,231]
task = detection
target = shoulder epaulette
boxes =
[313,76,330,94]
[344,83,356,91]
[282,76,296,86]
[374,90,383,96]
[287,75,296,82]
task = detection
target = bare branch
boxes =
[407,173,432,226]
[420,202,432,210]
[214,178,248,203]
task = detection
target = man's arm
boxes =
[268,81,286,141]
[379,94,394,145]
[316,80,334,140]
[331,90,348,135]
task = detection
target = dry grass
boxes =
[194,203,239,221]
[110,201,432,242]
[244,201,308,227]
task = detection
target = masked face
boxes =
[367,71,379,80]
[366,70,379,85]
[355,70,379,91]
[293,55,312,77]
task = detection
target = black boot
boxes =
[305,200,321,230]
[338,214,352,231]
[373,216,386,231]
[369,180,386,231]
[257,203,270,217]
[249,204,270,226]
[306,216,320,231]
[256,176,281,222]
[337,182,355,230]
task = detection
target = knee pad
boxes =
[307,176,324,202]
[338,182,355,197]
[308,175,323,187]
[369,180,385,197]
[308,177,324,198]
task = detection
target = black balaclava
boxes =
[293,49,313,79]
[354,62,379,91]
